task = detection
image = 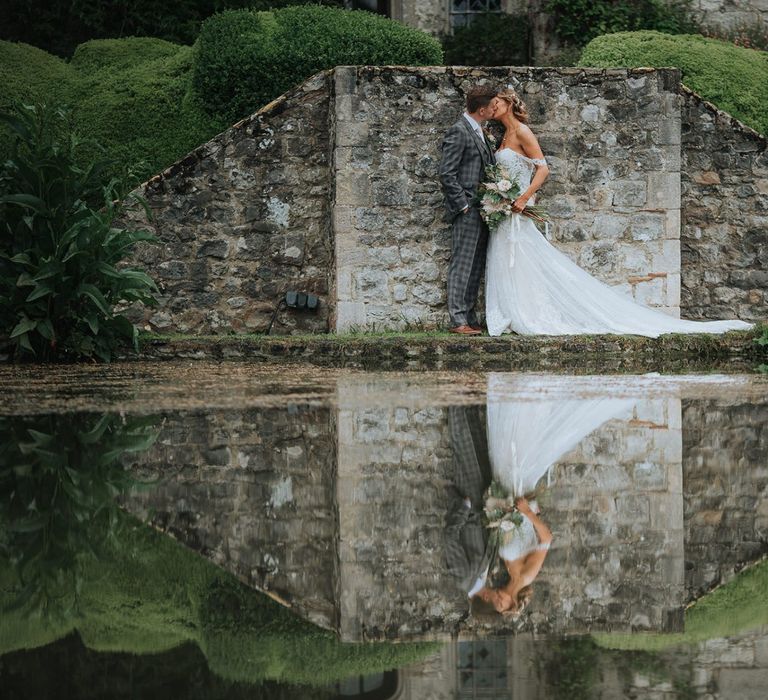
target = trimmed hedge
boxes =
[0,38,222,183]
[579,31,768,135]
[0,6,442,180]
[193,6,443,122]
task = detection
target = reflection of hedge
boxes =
[193,6,443,123]
[579,31,768,136]
[593,557,768,651]
[0,515,438,685]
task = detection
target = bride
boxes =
[484,88,754,338]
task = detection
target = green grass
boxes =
[0,513,438,685]
[593,557,768,651]
[579,31,768,135]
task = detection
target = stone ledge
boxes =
[130,327,767,372]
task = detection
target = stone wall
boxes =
[123,72,334,335]
[119,64,766,335]
[680,89,768,322]
[682,397,768,598]
[121,406,338,629]
[334,66,683,330]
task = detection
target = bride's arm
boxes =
[512,126,550,213]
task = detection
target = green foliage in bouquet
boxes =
[579,31,768,136]
[476,163,549,231]
[0,103,159,362]
[193,5,444,123]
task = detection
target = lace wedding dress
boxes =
[485,148,754,337]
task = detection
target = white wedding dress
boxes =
[484,148,754,337]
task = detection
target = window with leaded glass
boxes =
[450,0,503,30]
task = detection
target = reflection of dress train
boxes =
[486,374,636,496]
[485,148,754,338]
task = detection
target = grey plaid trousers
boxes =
[439,117,496,327]
[444,405,492,594]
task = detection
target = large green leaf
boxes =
[9,316,36,337]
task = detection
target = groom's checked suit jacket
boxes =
[439,116,495,218]
[439,116,496,328]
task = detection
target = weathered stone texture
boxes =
[689,0,768,31]
[123,72,334,335]
[682,396,768,598]
[335,66,683,331]
[122,407,338,629]
[681,89,768,322]
[534,398,685,634]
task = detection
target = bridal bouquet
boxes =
[476,163,549,231]
[482,480,523,532]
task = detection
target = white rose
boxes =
[497,179,513,192]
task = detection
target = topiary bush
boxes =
[0,39,224,184]
[442,12,529,66]
[579,31,768,136]
[193,5,444,123]
[0,103,159,362]
[545,0,696,47]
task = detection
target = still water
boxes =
[0,363,766,699]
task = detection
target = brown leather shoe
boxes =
[449,325,482,335]
[469,323,485,332]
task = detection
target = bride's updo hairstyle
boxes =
[498,88,529,124]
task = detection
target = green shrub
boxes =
[193,5,444,122]
[442,12,529,66]
[545,0,696,46]
[579,31,768,136]
[0,103,159,361]
[0,39,224,184]
[0,0,345,57]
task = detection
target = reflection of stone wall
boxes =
[680,90,768,322]
[683,398,768,598]
[122,407,338,629]
[336,401,459,641]
[537,399,685,633]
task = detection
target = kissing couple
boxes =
[438,85,752,338]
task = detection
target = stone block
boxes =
[631,212,666,241]
[647,171,681,210]
[612,180,647,207]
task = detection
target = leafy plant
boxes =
[0,412,160,620]
[442,12,529,66]
[0,102,159,362]
[545,0,696,46]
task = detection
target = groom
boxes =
[439,85,499,335]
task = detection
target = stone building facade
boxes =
[122,65,768,336]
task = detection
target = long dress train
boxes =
[485,148,754,338]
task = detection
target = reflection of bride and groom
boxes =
[445,376,635,618]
